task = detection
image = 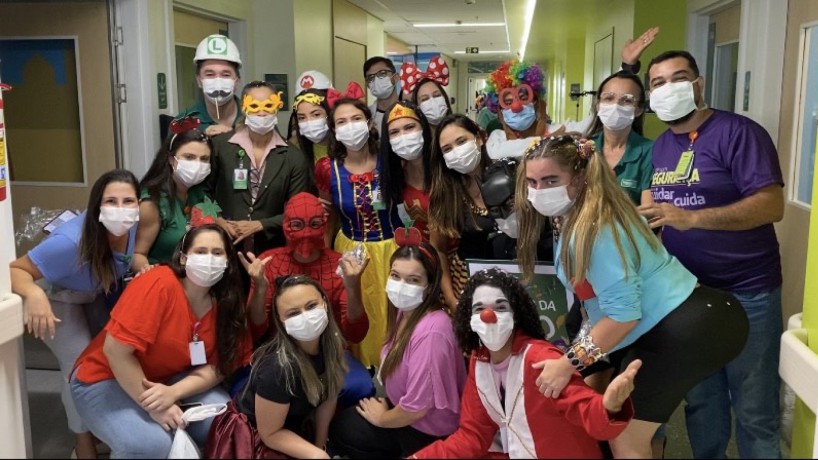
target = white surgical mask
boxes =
[174,159,211,188]
[443,140,481,174]
[184,254,227,288]
[420,96,448,125]
[284,307,329,342]
[299,118,329,143]
[470,311,514,352]
[390,131,424,161]
[98,206,139,237]
[201,78,236,106]
[385,279,425,311]
[494,212,518,239]
[335,121,370,151]
[245,114,277,134]
[528,186,574,217]
[649,80,697,122]
[368,76,396,99]
[597,103,635,131]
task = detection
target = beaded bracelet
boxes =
[565,335,606,372]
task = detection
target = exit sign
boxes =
[466,47,479,54]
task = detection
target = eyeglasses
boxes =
[365,69,394,84]
[287,217,326,231]
[599,92,638,107]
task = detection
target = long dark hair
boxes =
[428,114,491,238]
[328,98,379,162]
[80,169,139,294]
[411,79,453,122]
[248,275,347,406]
[584,71,647,138]
[380,242,445,380]
[140,129,211,214]
[379,101,434,209]
[454,268,545,354]
[287,88,331,165]
[170,224,246,376]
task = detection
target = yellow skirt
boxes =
[334,231,398,368]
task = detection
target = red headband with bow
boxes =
[394,227,436,266]
[399,56,449,96]
[327,82,365,109]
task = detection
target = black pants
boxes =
[608,285,749,423]
[329,405,443,458]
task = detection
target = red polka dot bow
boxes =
[399,56,450,96]
[327,82,365,109]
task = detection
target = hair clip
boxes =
[575,138,596,160]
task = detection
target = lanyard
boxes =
[686,131,698,152]
[192,321,202,342]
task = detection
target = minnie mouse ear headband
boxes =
[399,56,450,96]
[169,110,204,150]
[327,82,365,110]
[394,226,436,266]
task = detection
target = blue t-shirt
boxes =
[28,211,136,293]
[650,110,783,293]
[555,222,698,352]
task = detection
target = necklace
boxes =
[463,196,489,217]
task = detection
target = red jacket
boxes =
[414,334,633,459]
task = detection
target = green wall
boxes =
[633,0,688,140]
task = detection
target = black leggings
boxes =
[329,405,443,458]
[608,285,749,423]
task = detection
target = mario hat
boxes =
[296,70,333,94]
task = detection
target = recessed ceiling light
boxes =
[414,22,506,28]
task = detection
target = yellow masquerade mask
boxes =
[243,92,284,115]
[294,93,325,108]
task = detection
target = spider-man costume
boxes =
[248,192,374,407]
[249,192,369,342]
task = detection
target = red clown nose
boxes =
[480,308,498,324]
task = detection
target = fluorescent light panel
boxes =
[414,22,505,28]
[454,50,511,54]
[519,0,537,61]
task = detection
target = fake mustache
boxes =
[205,90,232,99]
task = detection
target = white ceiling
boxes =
[346,0,519,60]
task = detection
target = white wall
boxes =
[294,0,333,81]
[251,0,297,127]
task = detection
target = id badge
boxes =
[372,187,386,211]
[233,168,249,190]
[674,150,695,182]
[189,341,207,366]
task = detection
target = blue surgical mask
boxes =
[502,104,537,131]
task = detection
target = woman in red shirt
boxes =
[69,224,254,458]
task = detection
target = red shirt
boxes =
[74,266,252,384]
[249,247,369,344]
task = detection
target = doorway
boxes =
[468,75,488,120]
[0,0,117,256]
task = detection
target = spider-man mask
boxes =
[284,192,327,258]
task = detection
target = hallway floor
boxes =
[24,336,785,459]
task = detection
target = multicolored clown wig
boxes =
[484,60,545,114]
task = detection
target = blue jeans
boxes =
[338,350,376,408]
[684,286,782,459]
[70,370,230,459]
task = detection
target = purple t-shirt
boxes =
[380,309,466,437]
[650,110,783,293]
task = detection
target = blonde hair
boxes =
[245,276,347,406]
[515,137,660,283]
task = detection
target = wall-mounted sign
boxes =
[466,47,479,54]
[157,73,167,110]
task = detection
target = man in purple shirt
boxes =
[639,50,784,459]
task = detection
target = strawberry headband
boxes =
[399,56,450,96]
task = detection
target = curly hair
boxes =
[453,268,545,354]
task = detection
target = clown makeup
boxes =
[499,84,535,112]
[471,285,512,315]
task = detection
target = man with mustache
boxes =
[178,34,243,137]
